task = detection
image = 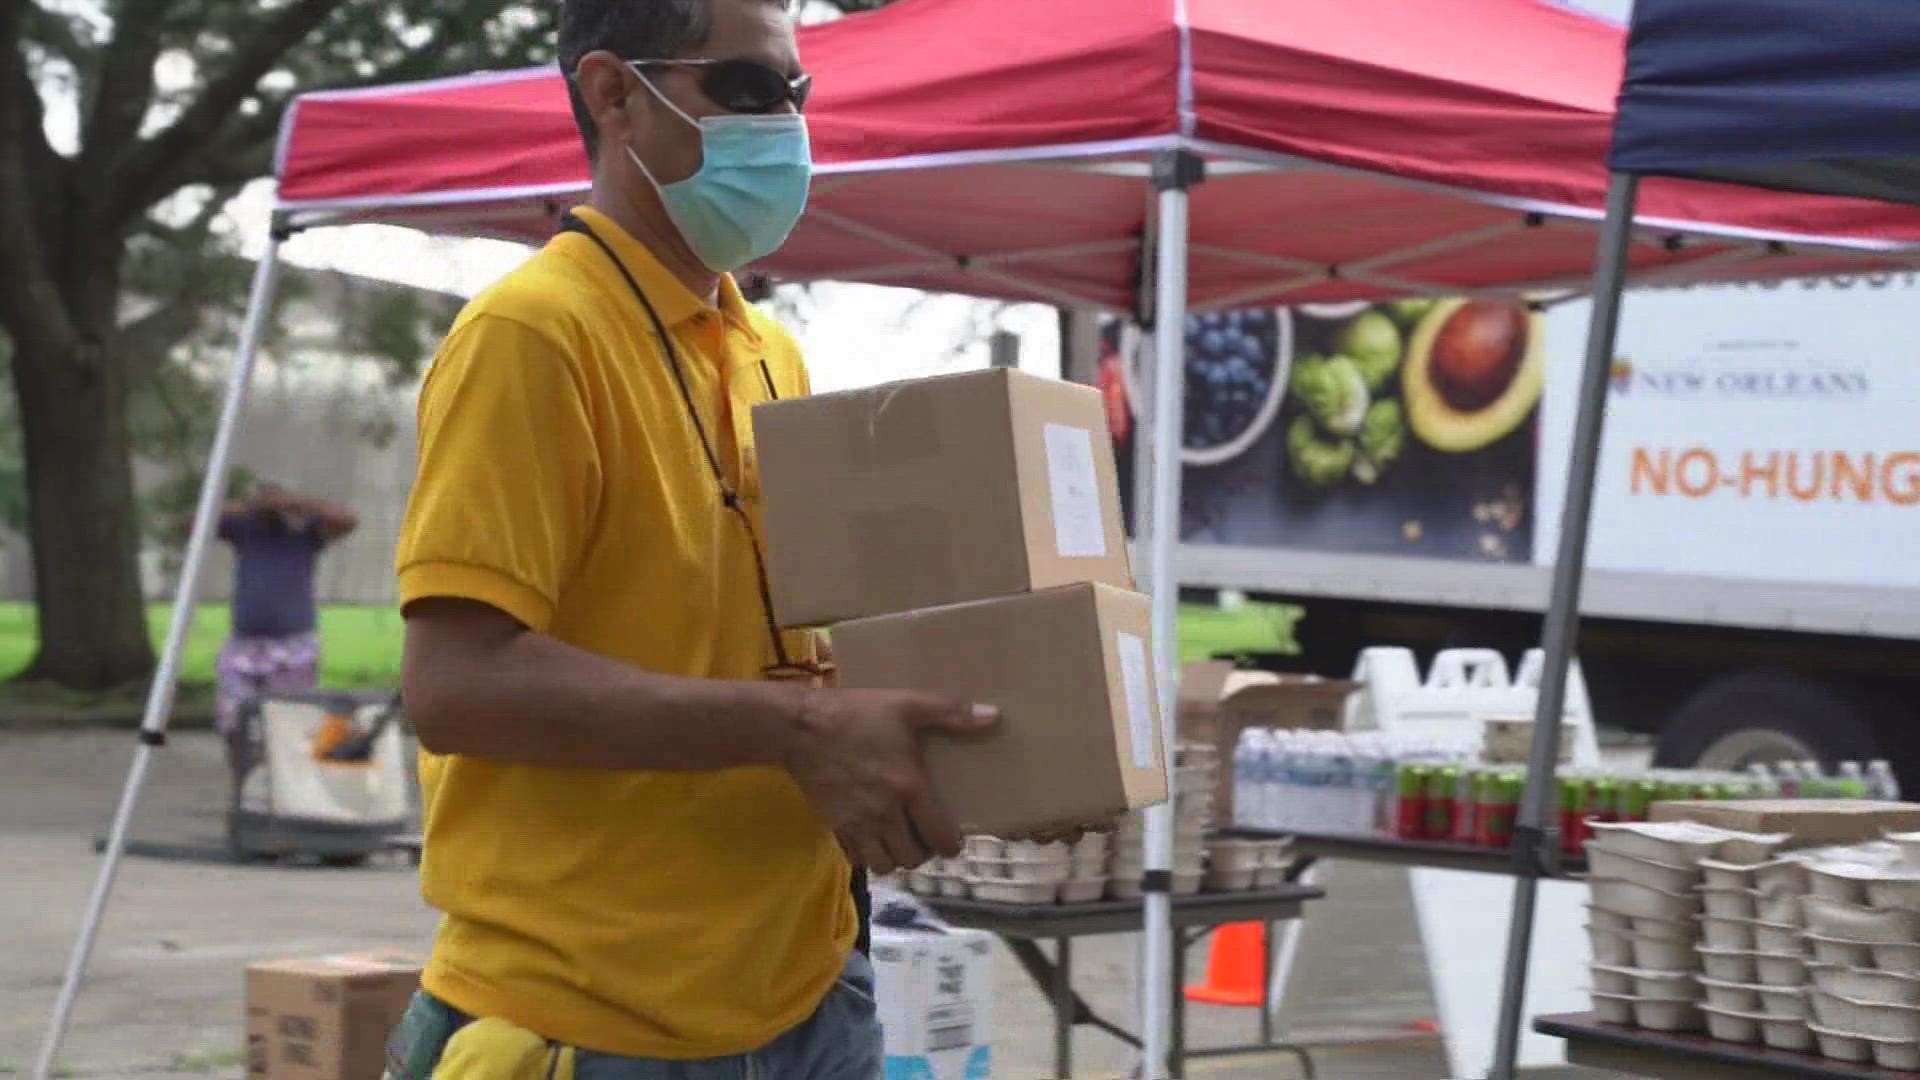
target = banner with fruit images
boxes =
[1101,298,1543,563]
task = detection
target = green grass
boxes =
[0,599,1293,727]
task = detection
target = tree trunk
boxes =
[9,262,154,689]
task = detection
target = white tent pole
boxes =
[1487,173,1640,1080]
[33,233,287,1080]
[1139,148,1200,1079]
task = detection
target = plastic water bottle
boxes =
[1264,730,1295,831]
[1234,730,1266,828]
[1325,737,1356,835]
[1869,760,1902,802]
[1839,761,1869,800]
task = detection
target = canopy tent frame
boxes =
[38,0,1920,1074]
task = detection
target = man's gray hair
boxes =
[559,0,788,162]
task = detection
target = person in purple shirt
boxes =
[214,482,358,771]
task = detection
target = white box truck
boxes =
[1089,273,1920,782]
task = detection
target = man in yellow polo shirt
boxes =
[384,1,996,1076]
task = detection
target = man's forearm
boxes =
[405,622,808,772]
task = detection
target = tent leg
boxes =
[1487,173,1639,1080]
[1139,148,1202,1080]
[32,236,286,1080]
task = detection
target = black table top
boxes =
[1536,1012,1920,1080]
[1231,827,1589,878]
[923,884,1323,936]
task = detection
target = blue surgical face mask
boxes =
[626,73,812,273]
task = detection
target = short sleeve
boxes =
[395,315,600,632]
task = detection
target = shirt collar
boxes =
[566,206,762,345]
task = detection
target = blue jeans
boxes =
[388,953,882,1080]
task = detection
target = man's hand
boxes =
[786,689,998,874]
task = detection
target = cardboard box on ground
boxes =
[244,950,422,1080]
[758,369,1169,836]
[1178,660,1359,828]
[1652,799,1920,846]
[753,368,1134,628]
[871,924,995,1080]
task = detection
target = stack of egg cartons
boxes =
[1802,839,1920,1069]
[1583,821,1731,1033]
[1687,840,1815,1053]
[1111,744,1216,898]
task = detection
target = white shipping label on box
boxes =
[1116,632,1157,769]
[1042,423,1107,558]
[873,927,994,1080]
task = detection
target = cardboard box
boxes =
[1174,661,1356,827]
[871,925,995,1080]
[834,583,1168,834]
[1650,800,1920,846]
[244,950,423,1080]
[754,368,1132,627]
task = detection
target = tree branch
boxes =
[79,0,169,175]
[110,0,350,222]
[0,7,79,359]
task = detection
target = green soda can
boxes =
[1426,766,1458,841]
[1621,779,1657,822]
[1395,764,1429,839]
[1590,777,1619,824]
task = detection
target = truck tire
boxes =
[1653,672,1881,772]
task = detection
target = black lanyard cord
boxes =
[559,213,804,674]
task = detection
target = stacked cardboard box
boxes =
[244,950,423,1080]
[755,368,1169,835]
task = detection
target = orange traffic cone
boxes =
[1184,921,1267,1006]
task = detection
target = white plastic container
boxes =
[971,879,1059,904]
[1752,922,1804,955]
[1807,934,1878,969]
[1755,891,1804,928]
[1252,866,1285,889]
[1590,991,1635,1025]
[1698,887,1759,921]
[1695,977,1763,1013]
[1808,1021,1874,1063]
[1587,877,1702,921]
[1872,1038,1920,1070]
[1631,997,1705,1032]
[1631,935,1697,971]
[1755,951,1808,987]
[1697,916,1755,951]
[1755,984,1809,1020]
[1808,862,1878,905]
[1629,914,1698,943]
[1863,872,1920,911]
[967,855,1073,885]
[1586,848,1701,893]
[1717,832,1791,865]
[1759,1015,1814,1052]
[1872,941,1920,975]
[938,875,970,899]
[1811,992,1920,1041]
[1203,866,1255,893]
[1699,1005,1762,1044]
[1809,963,1920,1007]
[964,835,1007,859]
[1697,947,1760,984]
[1885,829,1920,871]
[1057,878,1106,904]
[1803,896,1920,944]
[1172,869,1203,895]
[1586,905,1633,932]
[1698,859,1758,892]
[1589,965,1635,995]
[1585,820,1731,865]
[1588,926,1634,966]
[1753,859,1812,898]
[1206,838,1266,872]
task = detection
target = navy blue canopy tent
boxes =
[1488,2,1920,1076]
[1610,0,1920,207]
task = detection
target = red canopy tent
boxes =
[42,2,1920,1079]
[277,0,1920,310]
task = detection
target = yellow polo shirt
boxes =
[395,206,852,1059]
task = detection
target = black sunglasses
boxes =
[629,58,813,115]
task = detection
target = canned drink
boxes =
[1426,766,1458,841]
[1395,764,1429,839]
[1589,778,1619,825]
[1621,779,1657,823]
[1478,771,1520,847]
[1559,776,1588,855]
